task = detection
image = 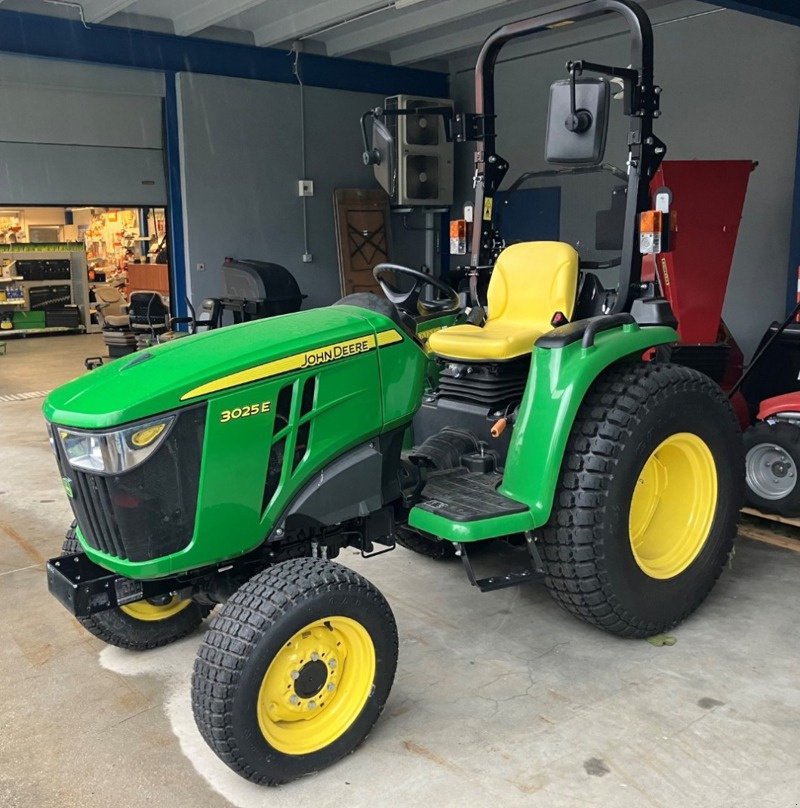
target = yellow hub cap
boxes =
[119,595,192,622]
[256,616,375,756]
[629,432,718,580]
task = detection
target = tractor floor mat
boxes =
[417,467,527,522]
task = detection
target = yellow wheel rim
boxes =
[629,432,718,580]
[119,595,192,622]
[256,616,375,756]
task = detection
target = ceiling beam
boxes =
[392,0,690,65]
[712,0,800,25]
[390,0,579,64]
[172,0,269,36]
[253,0,389,47]
[80,0,139,24]
[325,0,508,56]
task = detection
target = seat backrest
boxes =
[128,290,170,329]
[93,284,127,318]
[487,241,579,327]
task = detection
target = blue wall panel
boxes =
[0,10,447,97]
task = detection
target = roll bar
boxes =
[467,0,665,314]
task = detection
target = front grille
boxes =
[55,405,206,562]
[72,472,126,557]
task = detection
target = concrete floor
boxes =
[1,333,799,808]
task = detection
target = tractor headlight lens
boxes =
[58,415,176,475]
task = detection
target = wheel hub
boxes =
[745,443,797,500]
[294,659,328,699]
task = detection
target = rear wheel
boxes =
[743,421,800,516]
[191,557,398,785]
[541,362,742,638]
[61,523,210,650]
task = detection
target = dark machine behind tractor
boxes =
[45,0,742,785]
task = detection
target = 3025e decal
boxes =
[220,401,272,423]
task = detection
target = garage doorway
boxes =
[0,205,169,338]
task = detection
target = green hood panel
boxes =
[44,306,398,428]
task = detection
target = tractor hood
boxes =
[44,306,394,429]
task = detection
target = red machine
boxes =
[642,160,754,415]
[645,160,800,516]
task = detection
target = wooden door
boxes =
[333,188,390,296]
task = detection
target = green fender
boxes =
[409,322,677,541]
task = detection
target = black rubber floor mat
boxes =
[417,467,527,522]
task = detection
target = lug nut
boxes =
[289,695,299,705]
[311,652,319,662]
[308,700,317,710]
[327,683,335,692]
[290,670,299,680]
[328,659,337,669]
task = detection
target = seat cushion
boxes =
[103,314,130,328]
[428,241,579,362]
[428,319,546,361]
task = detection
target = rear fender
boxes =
[499,322,677,525]
[757,392,800,421]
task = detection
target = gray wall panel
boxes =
[177,72,428,310]
[0,142,167,205]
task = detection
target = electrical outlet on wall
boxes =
[298,180,314,197]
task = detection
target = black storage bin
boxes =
[15,259,71,281]
[45,306,81,328]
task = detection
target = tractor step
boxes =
[417,467,528,522]
[457,533,545,592]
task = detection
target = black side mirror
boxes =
[360,109,395,197]
[546,76,610,165]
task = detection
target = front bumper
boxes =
[47,551,191,618]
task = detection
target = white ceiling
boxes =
[0,0,702,69]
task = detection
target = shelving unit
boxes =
[0,243,95,337]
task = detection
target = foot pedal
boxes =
[456,533,544,593]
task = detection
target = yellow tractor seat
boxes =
[428,241,579,362]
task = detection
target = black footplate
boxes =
[418,468,527,522]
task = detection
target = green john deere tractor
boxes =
[46,0,742,786]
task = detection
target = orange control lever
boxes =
[490,417,507,438]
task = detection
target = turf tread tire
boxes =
[61,523,210,650]
[541,362,742,638]
[191,557,398,785]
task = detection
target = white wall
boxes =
[449,5,800,357]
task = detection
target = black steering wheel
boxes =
[373,263,460,318]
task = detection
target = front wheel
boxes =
[743,421,800,516]
[191,557,398,785]
[61,523,210,650]
[541,362,743,638]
